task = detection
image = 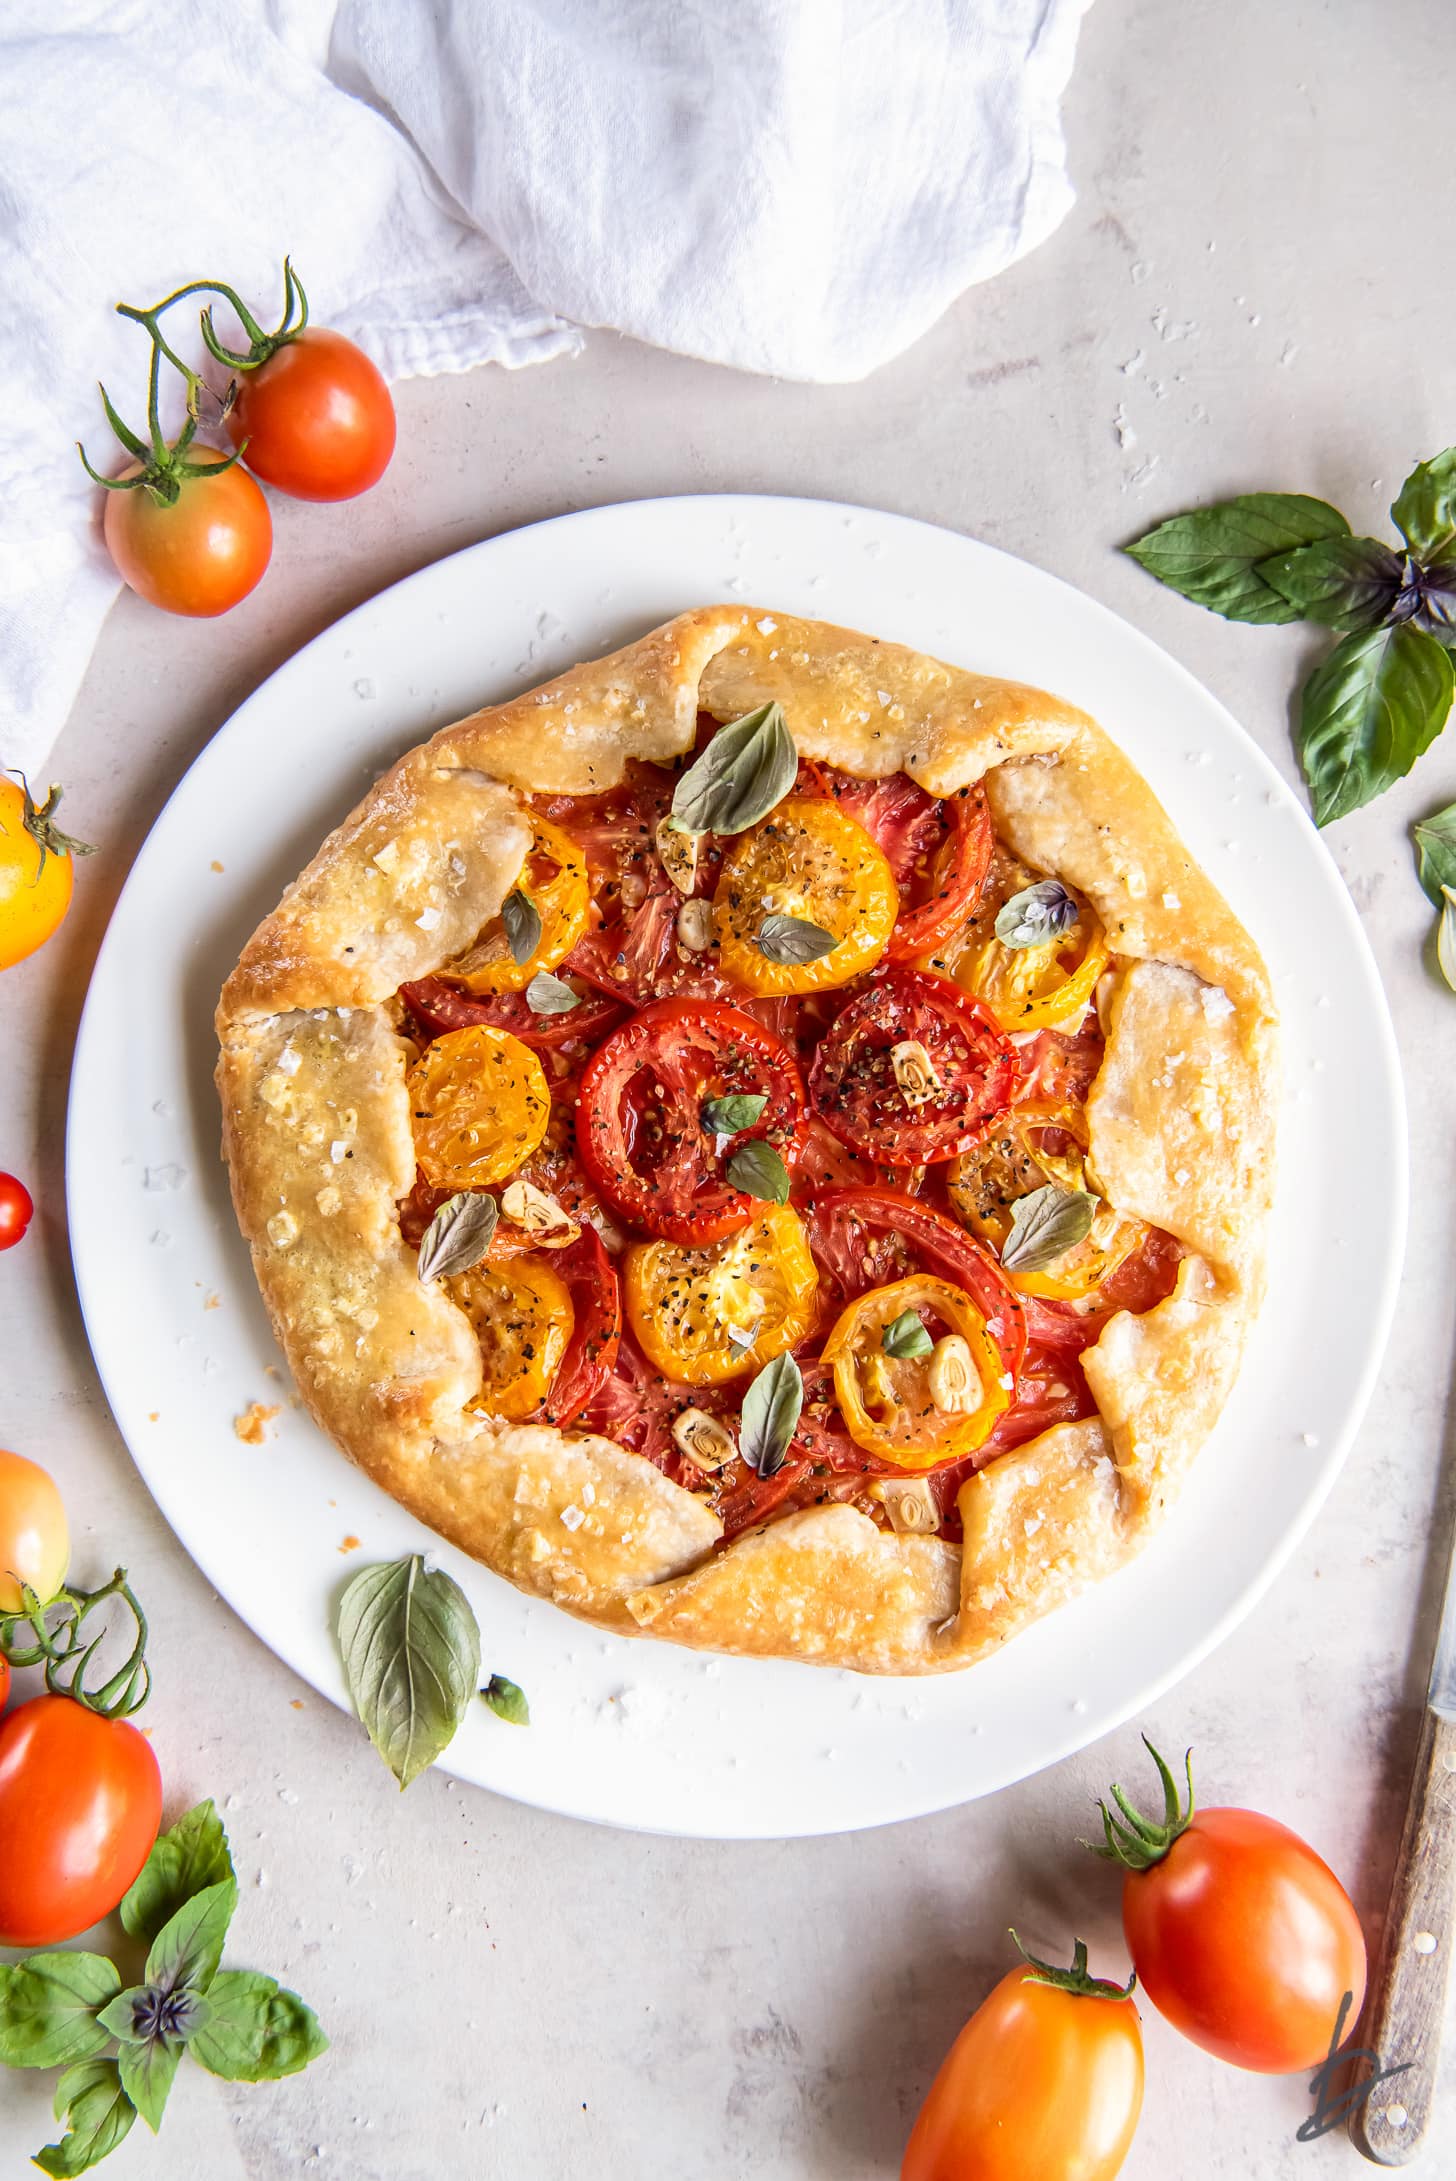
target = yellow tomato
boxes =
[624,1203,818,1386]
[0,779,90,973]
[820,1274,1009,1468]
[0,1450,70,1613]
[930,849,1108,1032]
[713,796,898,996]
[407,1025,551,1189]
[946,1101,1142,1301]
[450,1254,574,1420]
[447,816,590,994]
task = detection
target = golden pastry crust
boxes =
[216,607,1278,1673]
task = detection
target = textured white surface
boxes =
[3,0,1456,2170]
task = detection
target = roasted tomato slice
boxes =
[400,974,626,1052]
[933,847,1109,1032]
[821,1273,1012,1469]
[540,1224,622,1425]
[817,770,994,963]
[946,1099,1144,1301]
[623,1202,818,1386]
[450,1252,575,1420]
[808,967,1017,1166]
[407,1024,551,1189]
[577,998,805,1243]
[713,796,898,996]
[444,816,590,993]
[803,1185,1026,1381]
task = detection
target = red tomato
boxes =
[1111,1767,1367,2073]
[103,449,271,617]
[0,1171,33,1249]
[0,1656,9,1711]
[577,999,805,1243]
[803,1186,1027,1380]
[227,327,396,500]
[818,770,994,963]
[903,1946,1144,2181]
[0,1696,162,1946]
[809,969,1018,1166]
[400,973,624,1052]
[539,1224,621,1426]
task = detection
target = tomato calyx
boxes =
[1088,1734,1196,1872]
[78,332,247,506]
[0,1566,151,1718]
[1010,1930,1138,2003]
[197,255,310,372]
[7,772,95,882]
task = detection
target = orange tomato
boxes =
[448,817,591,994]
[714,797,898,995]
[946,1101,1143,1301]
[0,1448,70,1614]
[0,778,91,971]
[451,1253,574,1420]
[103,448,271,617]
[407,1024,551,1190]
[821,1275,1009,1467]
[624,1203,818,1385]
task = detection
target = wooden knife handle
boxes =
[1349,1708,1456,2163]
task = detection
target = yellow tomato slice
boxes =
[448,815,590,993]
[450,1253,574,1420]
[624,1203,819,1386]
[407,1024,551,1189]
[946,1100,1142,1301]
[821,1274,1009,1469]
[713,796,898,996]
[929,849,1108,1031]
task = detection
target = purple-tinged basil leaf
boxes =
[1124,494,1351,625]
[1298,624,1454,826]
[1256,537,1404,632]
[1392,448,1456,559]
[1411,562,1456,641]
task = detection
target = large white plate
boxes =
[67,495,1405,1838]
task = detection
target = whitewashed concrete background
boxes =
[2,0,1454,2173]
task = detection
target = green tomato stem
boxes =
[1086,1735,1196,1872]
[1010,1930,1137,2002]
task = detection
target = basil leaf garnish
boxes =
[337,1554,481,1790]
[188,1971,329,2083]
[1257,536,1405,632]
[739,1353,803,1478]
[756,913,837,964]
[501,887,541,966]
[525,970,582,1015]
[0,1953,120,2071]
[121,1801,234,1950]
[726,1140,789,1205]
[416,1191,498,1284]
[1000,1185,1097,1275]
[1392,447,1456,560]
[482,1673,531,1726]
[701,1092,768,1135]
[1124,494,1351,625]
[1414,799,1456,907]
[994,879,1078,950]
[1297,624,1454,825]
[669,703,798,836]
[1439,887,1456,995]
[37,2059,137,2178]
[882,1310,933,1360]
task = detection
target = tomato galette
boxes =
[216,608,1276,1674]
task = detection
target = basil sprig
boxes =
[501,887,542,966]
[1000,1185,1097,1275]
[756,912,837,964]
[337,1554,481,1791]
[669,703,798,836]
[1125,449,1456,826]
[416,1191,498,1284]
[701,1092,768,1135]
[482,1673,531,1726]
[739,1353,803,1478]
[725,1140,789,1205]
[882,1310,933,1360]
[0,1801,325,2176]
[995,879,1078,950]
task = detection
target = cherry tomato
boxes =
[0,1696,162,1946]
[714,796,899,996]
[577,999,805,1243]
[447,818,591,994]
[822,1274,1010,1467]
[103,449,271,617]
[817,770,994,963]
[400,973,624,1053]
[808,969,1018,1166]
[903,1944,1143,2181]
[624,1202,818,1386]
[1103,1745,1367,2073]
[0,1171,34,1248]
[0,1449,70,1614]
[947,1101,1143,1301]
[407,1024,551,1190]
[1,778,90,972]
[227,327,396,501]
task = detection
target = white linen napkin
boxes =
[0,0,1089,777]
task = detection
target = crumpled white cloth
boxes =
[0,0,1089,775]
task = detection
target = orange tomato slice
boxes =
[447,816,590,994]
[946,1100,1142,1301]
[450,1253,574,1420]
[407,1024,551,1190]
[821,1274,1009,1468]
[624,1202,819,1386]
[929,849,1108,1032]
[713,796,898,996]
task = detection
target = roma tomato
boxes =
[0,1696,162,1946]
[104,449,271,617]
[0,1448,70,1614]
[0,777,92,972]
[0,1170,34,1248]
[903,1939,1143,2181]
[1098,1740,1367,2073]
[228,327,396,500]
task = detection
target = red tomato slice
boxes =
[399,974,624,1052]
[1014,1019,1108,1106]
[808,968,1018,1166]
[577,999,805,1243]
[540,1224,621,1425]
[817,769,993,962]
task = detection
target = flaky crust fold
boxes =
[216,608,1277,1673]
